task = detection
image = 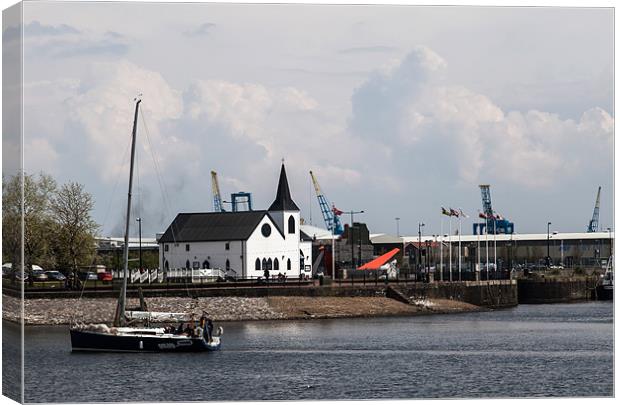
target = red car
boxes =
[97,272,113,281]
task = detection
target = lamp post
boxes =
[136,217,143,272]
[418,222,425,277]
[432,235,438,275]
[607,227,613,259]
[547,222,551,269]
[395,217,401,237]
[346,210,365,271]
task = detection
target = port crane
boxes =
[587,186,601,232]
[309,171,344,235]
[210,171,225,212]
[211,170,254,213]
[473,184,514,235]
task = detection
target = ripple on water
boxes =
[21,301,613,402]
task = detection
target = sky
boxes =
[4,1,614,238]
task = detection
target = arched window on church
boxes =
[255,258,261,270]
[287,258,291,271]
[267,258,273,270]
[288,215,295,234]
[262,258,267,271]
[164,260,169,271]
[274,258,279,270]
[226,259,230,271]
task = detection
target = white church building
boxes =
[158,164,313,279]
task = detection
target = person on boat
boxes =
[195,324,204,338]
[206,318,214,343]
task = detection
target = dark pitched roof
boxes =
[300,229,314,242]
[159,211,283,243]
[268,164,300,211]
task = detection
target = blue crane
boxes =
[587,186,601,232]
[309,171,343,235]
[210,170,225,212]
[473,184,514,235]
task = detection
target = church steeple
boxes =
[268,163,299,211]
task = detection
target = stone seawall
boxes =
[2,280,517,325]
[517,278,598,304]
[2,294,483,325]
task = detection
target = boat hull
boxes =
[70,329,221,353]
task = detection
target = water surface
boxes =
[22,302,613,402]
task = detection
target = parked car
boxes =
[78,272,99,281]
[2,263,12,278]
[45,271,66,281]
[30,269,49,282]
[97,272,113,281]
[13,271,29,282]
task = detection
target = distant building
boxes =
[96,237,159,253]
[158,164,312,279]
[371,231,614,270]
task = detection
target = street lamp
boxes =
[136,217,143,272]
[395,217,401,237]
[418,222,425,275]
[547,222,551,268]
[345,210,365,271]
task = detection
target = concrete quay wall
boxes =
[517,278,599,304]
[7,280,519,309]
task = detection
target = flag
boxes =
[478,211,487,219]
[450,208,460,217]
[441,207,451,216]
[458,208,469,218]
[331,205,343,216]
[493,212,503,220]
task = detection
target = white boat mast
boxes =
[118,98,141,326]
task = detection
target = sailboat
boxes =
[70,99,222,352]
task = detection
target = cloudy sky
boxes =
[7,2,614,237]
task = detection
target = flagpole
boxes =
[449,216,452,282]
[486,217,489,281]
[477,230,480,278]
[494,219,497,277]
[458,216,462,281]
[440,216,444,282]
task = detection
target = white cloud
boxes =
[350,47,614,189]
[65,60,185,182]
[21,44,612,235]
[24,138,59,174]
[22,20,128,58]
[182,79,359,190]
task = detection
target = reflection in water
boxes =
[22,302,613,402]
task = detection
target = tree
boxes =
[50,182,98,282]
[2,172,57,274]
[2,174,22,273]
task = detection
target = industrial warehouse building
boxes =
[157,164,313,279]
[371,231,614,270]
[305,227,613,276]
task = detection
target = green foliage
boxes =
[2,172,57,271]
[50,182,99,273]
[2,172,99,275]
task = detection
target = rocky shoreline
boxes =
[2,294,483,325]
